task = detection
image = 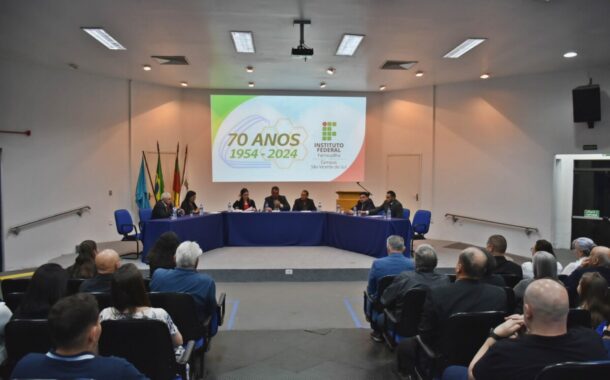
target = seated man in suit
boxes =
[396,247,507,377]
[367,235,415,342]
[11,293,146,379]
[487,234,523,278]
[152,192,182,219]
[345,192,375,214]
[366,190,404,218]
[263,186,291,211]
[79,249,121,293]
[292,190,317,211]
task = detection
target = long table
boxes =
[141,212,411,261]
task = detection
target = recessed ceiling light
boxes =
[480,73,490,79]
[443,38,487,58]
[81,27,126,50]
[246,65,254,73]
[248,81,255,88]
[415,70,424,77]
[563,51,578,58]
[326,67,336,75]
[142,64,152,71]
[320,82,326,88]
[180,81,188,87]
[231,31,255,53]
[336,34,365,56]
[379,85,386,91]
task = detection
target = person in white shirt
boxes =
[521,239,563,279]
[560,237,596,276]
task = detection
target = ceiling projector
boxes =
[292,19,313,60]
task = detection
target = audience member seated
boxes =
[0,301,12,365]
[577,272,610,331]
[13,263,68,319]
[521,239,563,279]
[480,249,506,287]
[486,235,522,278]
[345,192,375,214]
[180,190,200,215]
[99,264,183,348]
[233,187,257,211]
[380,244,449,325]
[396,247,507,377]
[468,279,608,380]
[561,237,596,276]
[263,186,290,211]
[79,249,121,293]
[367,190,404,218]
[147,231,180,278]
[565,246,610,303]
[292,189,317,211]
[11,293,146,379]
[151,241,217,321]
[66,240,98,279]
[513,251,558,313]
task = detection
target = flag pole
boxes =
[181,144,188,188]
[142,151,155,196]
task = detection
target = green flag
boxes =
[154,142,164,202]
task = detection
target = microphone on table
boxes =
[356,182,373,196]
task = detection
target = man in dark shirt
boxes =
[152,192,174,219]
[263,186,291,211]
[367,190,404,218]
[397,247,507,377]
[565,246,610,304]
[292,190,317,211]
[469,279,607,380]
[346,192,375,214]
[79,249,120,293]
[11,293,146,379]
[487,234,523,278]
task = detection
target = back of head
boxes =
[414,244,437,272]
[148,232,180,269]
[458,247,487,280]
[590,246,610,267]
[71,240,98,278]
[532,251,558,279]
[49,293,99,351]
[487,235,507,254]
[572,237,596,257]
[534,239,554,255]
[386,235,405,254]
[95,249,120,274]
[175,241,203,269]
[18,263,68,317]
[111,263,150,313]
[578,272,610,326]
[524,279,568,326]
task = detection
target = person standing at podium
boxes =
[264,186,291,211]
[346,192,375,214]
[233,188,257,211]
[292,190,317,211]
[367,190,404,218]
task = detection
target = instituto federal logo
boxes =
[322,121,337,141]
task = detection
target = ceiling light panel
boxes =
[443,38,486,58]
[336,34,365,56]
[81,27,126,50]
[231,31,255,53]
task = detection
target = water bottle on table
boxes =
[199,203,204,215]
[385,206,391,220]
[171,208,177,220]
[352,206,357,216]
[227,202,232,212]
[318,201,322,211]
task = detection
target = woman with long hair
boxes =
[147,231,180,277]
[232,188,256,211]
[66,240,97,279]
[578,272,610,330]
[513,251,558,313]
[13,263,68,319]
[180,190,199,215]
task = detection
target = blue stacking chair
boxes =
[403,209,411,220]
[114,209,141,258]
[138,208,153,239]
[536,360,610,380]
[411,210,432,251]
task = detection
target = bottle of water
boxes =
[227,202,232,212]
[199,203,204,215]
[171,208,177,220]
[352,206,357,216]
[385,206,391,220]
[264,202,268,212]
[318,201,322,211]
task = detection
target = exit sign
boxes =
[584,209,600,218]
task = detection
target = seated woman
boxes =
[180,190,200,215]
[147,231,180,278]
[578,272,610,332]
[521,239,563,279]
[66,240,97,279]
[13,263,68,319]
[513,251,557,313]
[232,188,256,211]
[99,263,183,348]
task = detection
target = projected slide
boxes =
[211,95,366,182]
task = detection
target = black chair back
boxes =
[5,319,52,375]
[499,274,522,288]
[567,308,591,329]
[536,360,610,380]
[394,288,427,337]
[4,292,25,313]
[89,292,113,311]
[504,287,516,315]
[149,292,205,342]
[99,319,177,380]
[67,279,84,295]
[440,311,506,367]
[1,279,30,296]
[374,275,397,312]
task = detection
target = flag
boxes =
[154,142,164,202]
[172,143,181,206]
[135,155,151,209]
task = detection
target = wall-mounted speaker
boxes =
[572,84,601,128]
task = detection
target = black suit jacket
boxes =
[419,279,507,347]
[79,273,113,293]
[152,200,172,219]
[352,199,375,212]
[264,195,291,211]
[493,256,523,278]
[292,198,316,211]
[370,200,404,218]
[233,198,257,210]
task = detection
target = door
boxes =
[386,154,422,217]
[571,159,610,246]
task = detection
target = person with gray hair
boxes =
[561,237,596,276]
[565,246,610,304]
[513,251,558,313]
[366,235,414,342]
[150,241,217,321]
[468,279,607,380]
[152,191,181,219]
